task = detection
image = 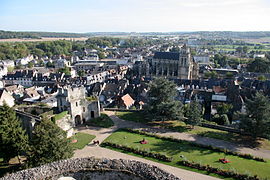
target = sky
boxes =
[0,0,270,32]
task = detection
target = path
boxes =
[105,111,270,160]
[73,110,270,180]
[74,111,220,180]
[74,146,219,180]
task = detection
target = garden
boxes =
[115,111,270,150]
[69,132,95,150]
[102,129,270,180]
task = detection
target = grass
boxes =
[53,111,68,121]
[115,111,149,123]
[115,111,270,150]
[69,132,95,150]
[86,113,114,128]
[103,130,270,179]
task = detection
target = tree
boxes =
[98,51,106,59]
[225,72,234,79]
[58,65,71,75]
[247,57,270,73]
[216,103,233,115]
[204,71,218,79]
[0,104,29,163]
[28,119,73,167]
[185,101,202,128]
[147,78,183,122]
[258,75,267,81]
[239,92,270,139]
[77,70,85,77]
[27,62,34,68]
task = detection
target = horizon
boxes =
[1,30,270,34]
[1,0,270,32]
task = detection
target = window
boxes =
[83,107,86,112]
[76,102,78,107]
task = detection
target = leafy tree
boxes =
[216,103,233,115]
[204,71,218,79]
[27,62,34,68]
[46,61,54,68]
[258,75,267,81]
[28,119,73,167]
[98,51,106,59]
[214,54,227,67]
[0,104,29,163]
[77,70,85,77]
[147,78,183,122]
[239,92,270,139]
[247,57,270,73]
[213,114,230,125]
[58,65,71,75]
[185,101,202,128]
[225,72,234,79]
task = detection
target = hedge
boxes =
[178,160,259,180]
[101,142,172,162]
[122,128,266,162]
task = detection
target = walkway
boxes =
[105,111,270,160]
[73,110,270,180]
[74,146,219,180]
[74,111,220,180]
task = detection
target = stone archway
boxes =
[75,115,82,126]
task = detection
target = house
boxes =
[0,89,15,107]
[15,55,33,66]
[4,84,24,100]
[117,94,135,109]
[55,59,71,69]
[0,65,8,78]
[23,87,41,103]
[41,93,58,107]
[3,70,37,87]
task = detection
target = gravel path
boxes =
[73,110,270,180]
[74,111,220,180]
[104,111,270,160]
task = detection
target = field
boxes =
[0,37,88,42]
[103,130,270,179]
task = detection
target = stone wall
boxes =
[1,157,181,180]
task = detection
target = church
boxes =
[135,45,199,80]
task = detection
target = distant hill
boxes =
[0,30,89,39]
[1,30,270,39]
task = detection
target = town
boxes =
[1,32,270,180]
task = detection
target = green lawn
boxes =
[86,113,114,128]
[69,132,95,150]
[116,111,270,150]
[115,111,149,123]
[103,130,270,179]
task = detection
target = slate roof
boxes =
[153,52,180,60]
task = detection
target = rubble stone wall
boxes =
[1,157,181,180]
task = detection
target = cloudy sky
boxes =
[0,0,269,32]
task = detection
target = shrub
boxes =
[101,142,172,162]
[178,160,259,180]
[122,128,266,162]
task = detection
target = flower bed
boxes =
[101,142,172,162]
[123,128,266,162]
[178,160,259,180]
